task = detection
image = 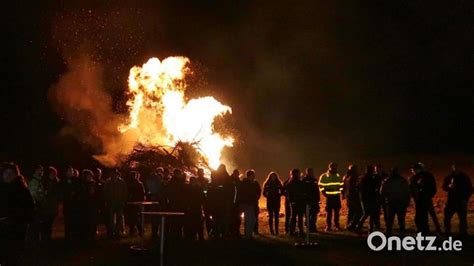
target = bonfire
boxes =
[117,56,234,174]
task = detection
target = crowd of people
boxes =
[0,161,472,265]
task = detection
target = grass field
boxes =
[20,197,474,266]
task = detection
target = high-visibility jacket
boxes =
[318,172,344,195]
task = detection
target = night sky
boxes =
[2,1,473,176]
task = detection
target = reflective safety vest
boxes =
[318,172,344,195]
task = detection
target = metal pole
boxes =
[160,216,165,266]
[306,204,310,244]
[141,204,145,237]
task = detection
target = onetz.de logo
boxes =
[367,231,462,251]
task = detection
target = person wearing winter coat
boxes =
[343,165,362,231]
[237,169,261,239]
[103,169,128,238]
[288,169,308,236]
[208,164,234,239]
[60,166,84,240]
[319,163,344,231]
[41,166,61,241]
[263,172,283,235]
[442,164,472,236]
[410,162,438,235]
[303,168,320,232]
[380,167,410,236]
[0,162,34,266]
[185,174,206,240]
[28,165,46,243]
[355,165,382,233]
[125,171,145,236]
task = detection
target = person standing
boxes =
[263,172,283,235]
[125,171,145,236]
[0,162,35,266]
[283,174,293,235]
[229,169,242,237]
[303,168,320,233]
[442,164,472,236]
[380,167,410,236]
[208,164,234,239]
[186,174,206,240]
[28,165,46,243]
[194,168,213,238]
[81,169,98,240]
[164,169,188,238]
[287,169,307,236]
[410,162,438,235]
[343,165,362,231]
[41,166,60,241]
[93,168,105,231]
[103,169,128,238]
[374,165,387,230]
[319,163,344,231]
[355,165,381,233]
[145,168,165,240]
[60,166,83,240]
[237,170,261,239]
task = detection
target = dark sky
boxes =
[2,0,473,175]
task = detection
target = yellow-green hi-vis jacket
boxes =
[318,172,344,195]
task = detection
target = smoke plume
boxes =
[48,55,135,166]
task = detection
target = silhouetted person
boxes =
[356,165,381,233]
[344,165,362,231]
[163,168,171,184]
[263,172,283,235]
[319,163,343,231]
[374,165,387,230]
[410,162,438,235]
[380,167,410,236]
[0,163,34,266]
[81,169,97,240]
[208,164,233,239]
[229,169,241,237]
[194,168,212,238]
[283,174,292,234]
[287,169,307,236]
[93,168,105,230]
[165,169,188,238]
[303,168,320,232]
[103,169,128,238]
[41,166,60,241]
[145,168,165,239]
[28,165,46,243]
[237,170,261,239]
[442,164,472,236]
[186,173,206,240]
[125,171,145,236]
[60,166,84,240]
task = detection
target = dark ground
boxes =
[20,203,474,266]
[21,231,474,266]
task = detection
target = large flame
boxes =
[119,56,233,169]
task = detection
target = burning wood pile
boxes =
[123,141,207,174]
[97,56,235,172]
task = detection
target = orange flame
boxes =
[119,56,233,169]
